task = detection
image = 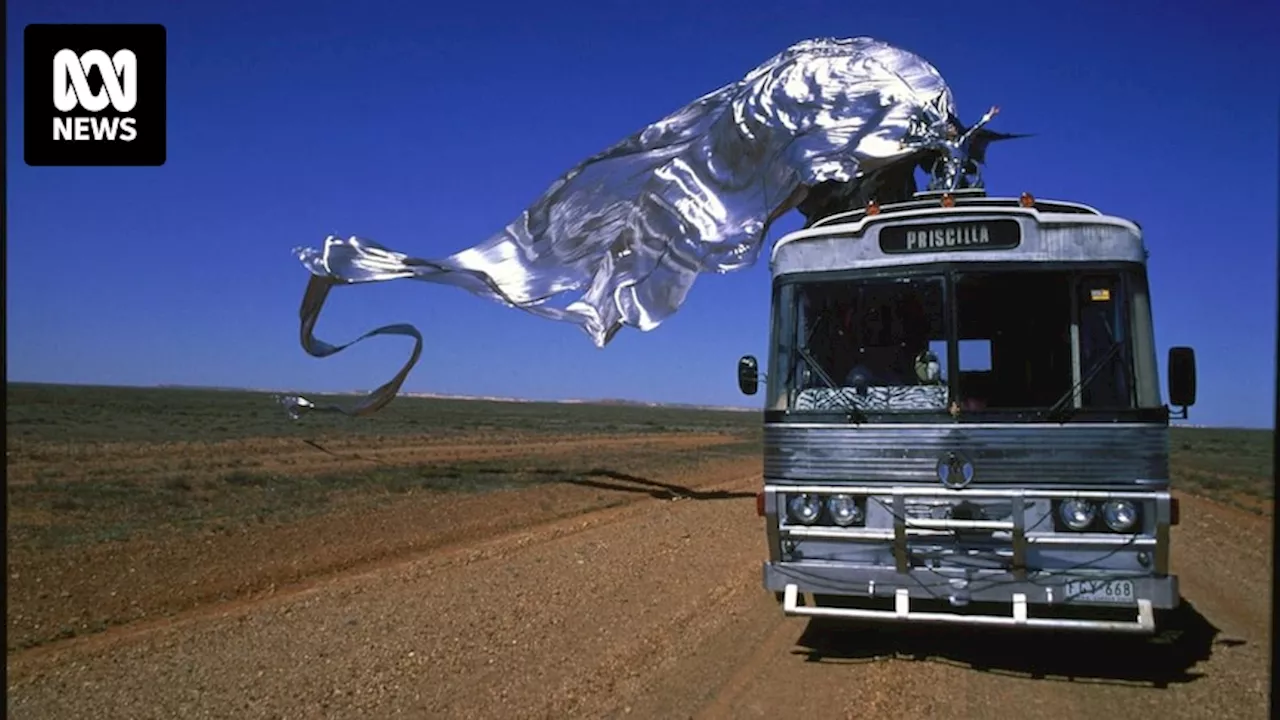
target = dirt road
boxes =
[6,468,1272,719]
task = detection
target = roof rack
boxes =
[807,195,1103,229]
[913,187,987,201]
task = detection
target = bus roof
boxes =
[770,199,1145,277]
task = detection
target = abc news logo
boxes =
[53,49,140,142]
[25,24,166,166]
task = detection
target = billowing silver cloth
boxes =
[283,36,959,418]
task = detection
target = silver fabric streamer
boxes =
[285,36,967,418]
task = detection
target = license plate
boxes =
[1063,579,1136,604]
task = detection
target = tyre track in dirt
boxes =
[6,470,770,719]
[8,469,757,674]
[6,432,740,484]
[6,455,760,655]
[6,478,1272,719]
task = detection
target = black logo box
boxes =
[24,24,167,167]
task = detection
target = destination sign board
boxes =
[879,219,1022,254]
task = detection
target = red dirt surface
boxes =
[5,460,1272,719]
[6,432,751,651]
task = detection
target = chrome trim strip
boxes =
[766,422,1163,430]
[766,485,1169,500]
[763,425,1168,485]
[779,525,1157,547]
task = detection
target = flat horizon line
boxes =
[7,381,1273,430]
[4,380,762,413]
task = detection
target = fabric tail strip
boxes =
[277,274,424,418]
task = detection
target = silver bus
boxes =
[737,187,1198,633]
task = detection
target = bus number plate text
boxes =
[1063,579,1136,604]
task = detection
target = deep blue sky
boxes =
[7,0,1277,428]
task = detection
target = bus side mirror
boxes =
[737,355,759,396]
[1168,346,1196,417]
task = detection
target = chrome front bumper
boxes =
[764,562,1176,633]
[780,585,1156,633]
[762,484,1178,634]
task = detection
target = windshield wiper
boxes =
[788,307,867,423]
[795,344,868,423]
[1041,339,1125,422]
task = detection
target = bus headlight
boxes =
[827,494,864,526]
[787,494,823,525]
[1058,499,1096,531]
[1103,500,1139,532]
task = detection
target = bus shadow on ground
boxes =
[792,598,1241,687]
[562,468,757,501]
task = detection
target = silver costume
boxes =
[284,37,1002,418]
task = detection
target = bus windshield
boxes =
[770,267,1152,419]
